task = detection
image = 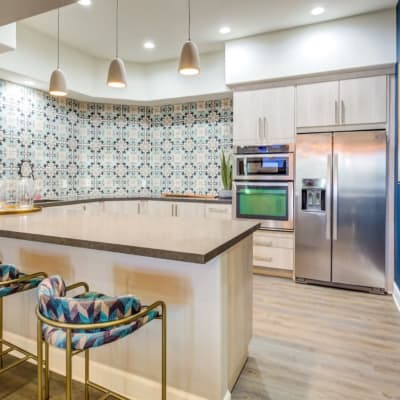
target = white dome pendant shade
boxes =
[179,40,200,75]
[107,0,127,88]
[178,0,200,75]
[49,68,67,96]
[49,9,67,97]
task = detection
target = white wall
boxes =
[0,23,229,103]
[0,23,16,53]
[225,9,396,86]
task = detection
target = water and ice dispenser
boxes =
[301,179,326,212]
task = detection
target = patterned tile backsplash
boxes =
[0,80,233,199]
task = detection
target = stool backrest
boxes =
[0,264,20,282]
[38,275,142,325]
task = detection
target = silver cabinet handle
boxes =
[263,117,267,141]
[137,202,140,214]
[341,100,345,124]
[175,204,178,217]
[254,240,273,247]
[254,256,273,262]
[333,153,338,240]
[335,101,338,124]
[257,117,262,142]
[171,204,174,217]
[326,154,332,240]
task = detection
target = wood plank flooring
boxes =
[1,275,399,399]
[232,276,400,400]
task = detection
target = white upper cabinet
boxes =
[233,86,295,145]
[339,76,387,125]
[296,81,339,128]
[296,76,387,128]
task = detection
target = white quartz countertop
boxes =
[0,207,259,263]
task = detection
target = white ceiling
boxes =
[21,0,396,63]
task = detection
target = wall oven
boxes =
[233,144,294,231]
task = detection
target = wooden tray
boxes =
[162,193,218,199]
[0,206,42,215]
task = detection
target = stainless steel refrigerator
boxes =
[295,131,387,293]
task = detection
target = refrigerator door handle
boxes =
[326,154,332,240]
[333,153,338,240]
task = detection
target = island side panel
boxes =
[0,237,231,400]
[220,235,253,392]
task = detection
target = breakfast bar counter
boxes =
[0,205,259,400]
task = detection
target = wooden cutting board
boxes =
[161,193,218,199]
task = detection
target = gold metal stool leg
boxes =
[85,349,89,400]
[45,342,50,400]
[0,297,3,370]
[37,320,43,400]
[66,329,72,400]
[161,302,167,400]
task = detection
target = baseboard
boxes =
[4,331,211,400]
[393,282,400,312]
[223,391,232,400]
[253,266,293,279]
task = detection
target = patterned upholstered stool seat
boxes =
[38,276,159,350]
[36,275,167,400]
[0,264,43,297]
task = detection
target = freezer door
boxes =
[295,133,332,281]
[332,131,386,289]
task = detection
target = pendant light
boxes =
[49,9,67,97]
[107,0,127,88]
[178,0,200,75]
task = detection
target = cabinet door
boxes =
[233,91,264,145]
[339,76,387,125]
[104,201,139,214]
[296,81,339,127]
[147,201,173,217]
[175,202,205,218]
[261,86,295,143]
[204,204,232,220]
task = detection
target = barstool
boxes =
[36,275,167,400]
[0,263,47,373]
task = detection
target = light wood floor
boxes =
[232,276,400,400]
[1,275,400,400]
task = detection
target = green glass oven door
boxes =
[238,187,288,219]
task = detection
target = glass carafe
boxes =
[16,177,35,209]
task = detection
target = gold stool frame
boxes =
[36,282,167,400]
[0,272,48,375]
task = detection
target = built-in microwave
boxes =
[233,144,294,181]
[233,181,294,231]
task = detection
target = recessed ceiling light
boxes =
[219,26,231,34]
[23,80,35,86]
[143,41,155,49]
[311,6,325,16]
[78,0,92,6]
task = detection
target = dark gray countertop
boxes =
[35,196,232,208]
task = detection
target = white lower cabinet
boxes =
[146,201,173,217]
[253,230,294,271]
[204,204,232,220]
[175,202,205,218]
[104,200,139,214]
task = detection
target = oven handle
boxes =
[233,181,292,188]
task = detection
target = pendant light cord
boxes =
[188,0,191,41]
[57,8,60,68]
[116,0,119,58]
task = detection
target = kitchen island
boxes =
[0,204,259,400]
